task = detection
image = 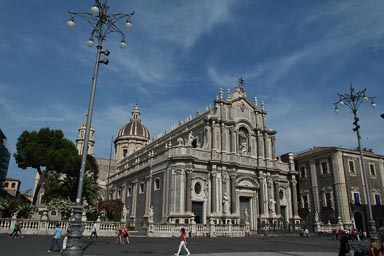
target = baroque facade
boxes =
[295,146,384,231]
[107,81,300,231]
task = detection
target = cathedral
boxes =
[78,80,301,232]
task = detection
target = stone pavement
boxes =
[0,233,369,256]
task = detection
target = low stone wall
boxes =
[0,218,121,237]
[1,218,250,238]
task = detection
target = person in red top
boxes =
[174,228,191,256]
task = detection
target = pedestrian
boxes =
[8,220,19,238]
[174,228,191,256]
[304,228,309,238]
[338,230,351,256]
[62,224,71,251]
[48,223,62,253]
[369,239,382,256]
[16,219,24,238]
[115,224,124,244]
[299,228,304,238]
[123,224,130,244]
[263,226,268,240]
[89,222,98,239]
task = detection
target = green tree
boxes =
[43,154,100,204]
[47,198,73,220]
[0,197,36,218]
[14,127,100,205]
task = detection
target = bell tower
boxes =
[76,116,95,156]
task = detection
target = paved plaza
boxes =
[0,234,368,256]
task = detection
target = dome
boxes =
[117,104,150,140]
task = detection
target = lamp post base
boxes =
[62,204,84,256]
[368,219,379,241]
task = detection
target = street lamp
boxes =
[64,1,134,255]
[334,83,378,242]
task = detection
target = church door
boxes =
[192,202,204,224]
[354,211,364,231]
[239,197,251,225]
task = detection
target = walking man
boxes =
[48,223,62,253]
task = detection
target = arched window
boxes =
[139,182,145,194]
[154,178,161,191]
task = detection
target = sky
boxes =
[1,0,383,192]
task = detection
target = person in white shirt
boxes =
[89,222,98,239]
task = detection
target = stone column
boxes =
[186,169,192,213]
[291,178,299,218]
[309,160,320,215]
[332,152,352,225]
[259,177,266,216]
[211,171,217,213]
[274,180,281,216]
[231,129,236,153]
[145,175,152,215]
[131,179,138,225]
[230,173,237,214]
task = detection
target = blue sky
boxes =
[1,0,383,192]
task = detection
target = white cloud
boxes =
[135,0,237,49]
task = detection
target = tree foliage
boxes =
[43,154,100,204]
[0,197,36,218]
[13,127,100,205]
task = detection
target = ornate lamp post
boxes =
[334,83,378,242]
[64,1,134,255]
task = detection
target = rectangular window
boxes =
[375,195,381,206]
[300,167,306,178]
[325,192,332,207]
[321,162,329,174]
[369,164,376,176]
[354,192,360,205]
[349,160,355,174]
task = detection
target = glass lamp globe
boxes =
[87,40,95,48]
[125,21,132,30]
[120,40,127,49]
[91,6,100,16]
[67,20,75,28]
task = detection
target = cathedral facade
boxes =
[107,81,300,231]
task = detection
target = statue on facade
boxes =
[148,205,154,223]
[240,138,247,154]
[122,205,127,222]
[187,131,194,146]
[314,211,319,223]
[268,198,276,214]
[223,193,230,214]
[177,137,184,146]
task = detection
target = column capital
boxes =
[185,168,193,175]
